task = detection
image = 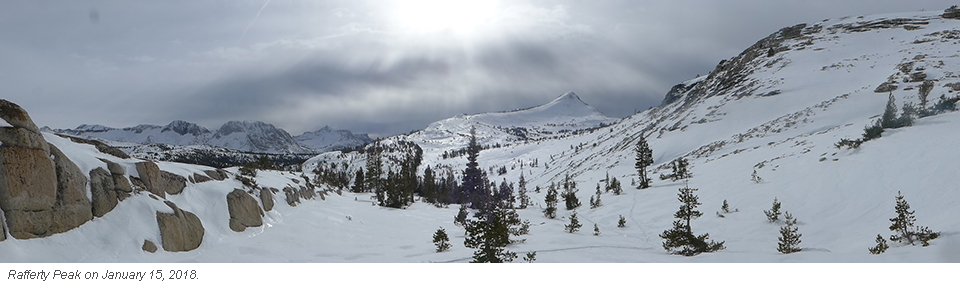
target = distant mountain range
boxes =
[45,120,372,155]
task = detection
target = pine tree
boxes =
[517,172,530,209]
[562,174,581,210]
[593,223,601,236]
[611,177,623,195]
[635,135,654,188]
[523,251,537,263]
[868,234,889,254]
[463,192,522,263]
[881,93,899,129]
[751,169,762,183]
[462,126,487,208]
[721,199,730,214]
[590,183,603,209]
[618,215,626,228]
[365,145,383,194]
[888,191,940,246]
[351,168,365,193]
[777,212,802,254]
[543,182,558,218]
[899,102,916,127]
[764,198,782,223]
[422,167,436,203]
[454,205,468,227]
[565,212,582,233]
[433,227,451,252]
[659,183,725,256]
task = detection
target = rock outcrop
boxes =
[0,99,93,239]
[191,173,212,183]
[142,240,157,253]
[259,188,274,212]
[136,162,163,198]
[89,168,118,217]
[283,187,300,207]
[159,171,186,195]
[203,169,229,181]
[226,189,263,232]
[156,201,204,252]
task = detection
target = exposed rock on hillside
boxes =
[226,189,263,232]
[156,201,204,252]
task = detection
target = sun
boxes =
[393,0,500,36]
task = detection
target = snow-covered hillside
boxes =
[4,8,960,263]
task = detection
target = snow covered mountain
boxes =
[294,126,373,152]
[49,120,370,155]
[5,7,960,263]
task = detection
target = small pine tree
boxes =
[433,227,451,252]
[881,93,899,129]
[635,135,654,189]
[517,172,530,209]
[611,177,623,195]
[721,199,730,214]
[777,212,802,254]
[565,212,582,233]
[659,184,724,256]
[899,102,916,127]
[618,215,626,228]
[590,185,603,209]
[669,157,691,181]
[351,169,365,193]
[523,251,537,263]
[454,205,468,227]
[888,191,940,246]
[593,223,601,236]
[764,198,782,223]
[562,175,581,210]
[868,234,889,255]
[751,170,762,183]
[543,183,558,218]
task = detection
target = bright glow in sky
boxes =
[393,0,500,36]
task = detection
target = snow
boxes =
[3,10,960,263]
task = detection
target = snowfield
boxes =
[3,9,960,263]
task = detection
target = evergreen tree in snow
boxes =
[422,166,436,203]
[721,199,731,214]
[590,183,603,209]
[365,144,383,194]
[517,172,530,209]
[868,234,889,255]
[888,191,940,246]
[635,135,654,189]
[463,186,523,263]
[433,227,451,252]
[593,223,601,236]
[610,177,623,195]
[751,169,762,184]
[543,182,559,219]
[671,157,691,181]
[351,168,365,193]
[764,197,782,223]
[454,205,469,227]
[562,174,581,210]
[495,179,515,209]
[881,93,900,129]
[777,212,802,254]
[462,126,488,209]
[659,183,725,256]
[618,215,626,228]
[565,211,582,233]
[523,251,537,263]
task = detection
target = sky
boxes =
[2,0,958,137]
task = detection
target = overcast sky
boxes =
[2,0,957,137]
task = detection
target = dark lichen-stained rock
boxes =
[89,167,118,218]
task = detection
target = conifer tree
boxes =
[517,172,530,209]
[888,191,940,246]
[422,167,436,203]
[618,215,626,228]
[590,183,603,209]
[751,169,762,184]
[565,212,582,233]
[351,168,365,193]
[562,174,581,210]
[777,212,802,254]
[721,199,730,214]
[543,182,558,218]
[454,205,468,227]
[593,223,601,236]
[868,234,889,254]
[635,135,654,188]
[764,198,782,223]
[611,177,623,195]
[462,126,487,208]
[659,183,725,256]
[523,251,537,263]
[463,183,523,263]
[365,145,383,194]
[881,93,899,129]
[433,227,451,252]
